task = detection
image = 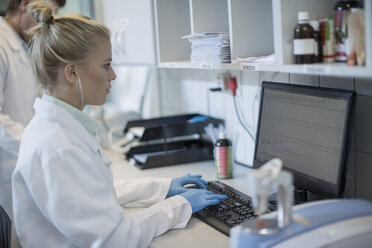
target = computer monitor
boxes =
[253,81,356,199]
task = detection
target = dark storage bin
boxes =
[124,113,224,169]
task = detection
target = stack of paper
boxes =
[233,53,275,65]
[182,32,231,63]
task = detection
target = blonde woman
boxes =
[12,1,226,247]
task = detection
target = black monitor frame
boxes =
[253,81,356,198]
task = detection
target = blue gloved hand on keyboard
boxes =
[180,189,228,213]
[166,173,208,197]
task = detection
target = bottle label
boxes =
[215,146,232,179]
[293,39,315,55]
[335,43,347,62]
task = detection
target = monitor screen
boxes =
[253,81,355,198]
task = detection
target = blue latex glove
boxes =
[181,189,228,213]
[166,173,208,198]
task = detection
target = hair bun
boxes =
[45,15,54,24]
[27,0,54,25]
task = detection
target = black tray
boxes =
[124,113,223,142]
[126,139,214,169]
[124,113,224,169]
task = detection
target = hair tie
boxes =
[46,15,54,24]
[41,14,54,26]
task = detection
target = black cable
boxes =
[209,87,223,92]
[234,158,252,167]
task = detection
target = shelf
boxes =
[190,0,229,34]
[101,0,372,78]
[279,63,372,78]
[273,0,372,78]
[157,61,279,72]
[229,0,274,60]
[158,61,240,70]
[154,0,274,68]
[239,63,277,72]
[154,0,191,63]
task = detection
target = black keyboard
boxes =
[193,181,276,236]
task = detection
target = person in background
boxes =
[12,1,227,247]
[0,0,66,220]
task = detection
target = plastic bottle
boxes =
[334,0,363,62]
[310,20,323,63]
[214,133,232,179]
[319,17,335,63]
[293,11,315,64]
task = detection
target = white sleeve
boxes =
[113,177,171,207]
[105,195,192,248]
[27,145,191,248]
[0,47,24,156]
[0,114,24,156]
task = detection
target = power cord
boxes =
[228,76,255,141]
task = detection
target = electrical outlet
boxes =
[217,72,231,91]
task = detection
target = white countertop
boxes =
[106,150,254,248]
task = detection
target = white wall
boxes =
[156,68,372,201]
[58,0,94,18]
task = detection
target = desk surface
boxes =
[106,150,253,248]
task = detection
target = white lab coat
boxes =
[0,17,36,219]
[12,97,192,248]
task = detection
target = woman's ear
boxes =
[64,63,78,84]
[20,0,30,13]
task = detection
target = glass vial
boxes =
[334,0,363,62]
[310,20,323,63]
[214,133,232,179]
[293,11,315,64]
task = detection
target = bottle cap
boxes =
[218,132,227,139]
[298,11,309,21]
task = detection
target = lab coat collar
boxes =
[0,17,27,52]
[33,98,112,167]
[42,94,98,137]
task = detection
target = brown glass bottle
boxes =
[293,12,315,64]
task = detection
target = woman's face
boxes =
[79,39,116,107]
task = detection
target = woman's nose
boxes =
[110,68,117,81]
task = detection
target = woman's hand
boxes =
[181,189,227,213]
[166,173,208,198]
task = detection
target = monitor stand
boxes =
[293,186,307,204]
[268,186,331,208]
[294,186,333,204]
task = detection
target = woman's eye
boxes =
[104,64,110,70]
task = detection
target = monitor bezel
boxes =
[252,81,356,198]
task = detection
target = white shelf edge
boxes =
[278,64,372,78]
[158,61,240,70]
[239,63,277,72]
[157,61,372,78]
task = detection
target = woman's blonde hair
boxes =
[27,0,110,93]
